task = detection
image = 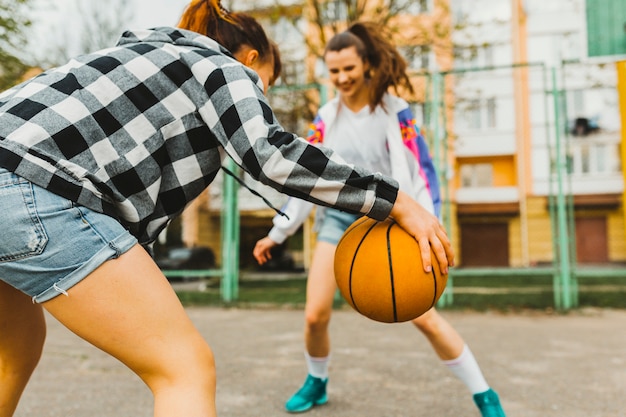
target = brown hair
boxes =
[324,21,413,110]
[177,0,281,84]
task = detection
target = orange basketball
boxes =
[334,217,448,323]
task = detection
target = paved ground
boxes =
[13,306,626,417]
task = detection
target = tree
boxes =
[0,0,32,90]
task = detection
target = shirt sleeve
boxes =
[194,62,398,221]
[265,115,320,244]
[267,197,315,244]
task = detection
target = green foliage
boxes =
[0,0,32,90]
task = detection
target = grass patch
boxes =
[445,292,557,311]
[173,274,626,311]
[175,278,308,308]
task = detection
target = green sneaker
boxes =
[285,374,328,413]
[473,388,506,417]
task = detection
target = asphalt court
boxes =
[13,307,626,417]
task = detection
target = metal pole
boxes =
[543,67,561,308]
[429,71,453,308]
[319,83,328,106]
[438,74,452,244]
[220,157,239,302]
[550,66,572,310]
[559,61,579,307]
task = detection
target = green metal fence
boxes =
[165,64,626,310]
[428,61,626,311]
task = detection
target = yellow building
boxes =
[447,0,625,267]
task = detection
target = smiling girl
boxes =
[254,21,506,417]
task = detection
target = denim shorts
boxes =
[316,208,361,245]
[0,168,137,303]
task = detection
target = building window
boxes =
[566,141,621,175]
[580,144,590,173]
[460,163,493,187]
[456,97,498,131]
[486,97,497,128]
[466,99,482,129]
[567,89,585,118]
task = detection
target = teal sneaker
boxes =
[285,374,328,413]
[473,388,506,417]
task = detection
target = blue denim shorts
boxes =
[316,208,361,245]
[0,168,137,303]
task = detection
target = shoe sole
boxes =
[285,398,328,413]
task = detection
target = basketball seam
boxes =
[348,220,379,315]
[429,269,438,309]
[387,222,398,322]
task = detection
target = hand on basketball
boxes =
[389,191,454,274]
[253,236,278,265]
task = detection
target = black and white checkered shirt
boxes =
[0,28,397,244]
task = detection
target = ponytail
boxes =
[177,0,280,80]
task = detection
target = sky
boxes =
[31,0,190,29]
[25,0,190,64]
[129,0,190,29]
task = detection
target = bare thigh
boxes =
[0,280,46,353]
[0,281,46,417]
[42,244,214,386]
[305,241,339,317]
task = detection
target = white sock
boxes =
[442,344,490,394]
[305,351,330,379]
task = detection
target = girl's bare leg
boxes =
[411,307,465,360]
[43,245,217,417]
[303,242,338,357]
[0,281,46,417]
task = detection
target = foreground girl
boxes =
[0,3,452,417]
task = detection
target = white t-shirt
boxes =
[329,105,391,177]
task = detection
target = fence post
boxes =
[220,157,240,302]
[550,66,575,310]
[427,70,453,308]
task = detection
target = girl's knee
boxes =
[142,338,216,391]
[174,339,216,378]
[304,309,331,333]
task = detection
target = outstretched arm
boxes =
[253,198,314,265]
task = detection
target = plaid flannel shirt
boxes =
[0,27,397,244]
